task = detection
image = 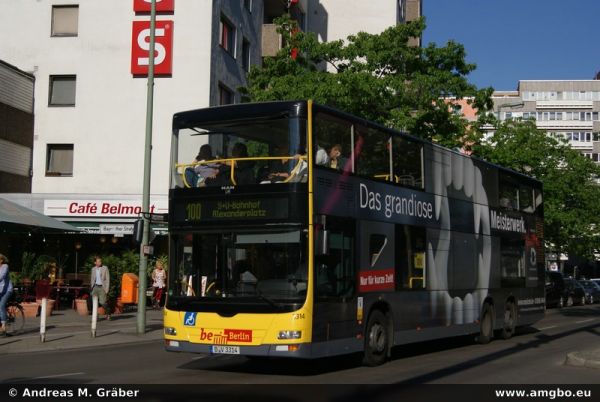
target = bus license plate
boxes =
[211,345,240,355]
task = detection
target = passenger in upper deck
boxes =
[326,144,347,171]
[258,145,307,183]
[184,144,220,187]
[208,142,255,186]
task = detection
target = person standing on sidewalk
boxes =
[0,254,13,335]
[151,260,167,309]
[90,256,111,320]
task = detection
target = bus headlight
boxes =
[164,327,177,336]
[278,330,301,340]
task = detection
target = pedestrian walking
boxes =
[151,260,167,309]
[90,256,111,320]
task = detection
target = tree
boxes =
[241,16,493,149]
[474,118,600,259]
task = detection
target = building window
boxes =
[51,5,79,37]
[242,38,251,71]
[46,144,74,176]
[243,0,252,12]
[49,75,76,106]
[218,83,234,105]
[219,16,236,56]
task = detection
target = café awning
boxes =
[0,197,78,232]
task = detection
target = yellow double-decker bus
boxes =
[164,100,545,365]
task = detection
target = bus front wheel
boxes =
[363,310,389,366]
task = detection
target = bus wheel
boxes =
[501,301,517,340]
[478,304,494,344]
[363,310,388,366]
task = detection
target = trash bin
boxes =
[120,273,139,304]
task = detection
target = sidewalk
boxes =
[0,306,163,355]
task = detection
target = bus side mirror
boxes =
[316,229,329,256]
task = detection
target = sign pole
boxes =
[137,0,156,334]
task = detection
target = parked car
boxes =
[563,278,586,306]
[579,280,600,304]
[545,270,565,308]
[545,271,586,308]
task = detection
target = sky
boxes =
[422,0,600,91]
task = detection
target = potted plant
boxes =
[21,295,40,318]
[75,293,90,316]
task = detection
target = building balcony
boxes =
[536,120,593,130]
[536,100,593,109]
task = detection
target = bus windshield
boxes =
[173,114,307,188]
[171,228,308,303]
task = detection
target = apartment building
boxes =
[0,0,418,258]
[493,80,600,162]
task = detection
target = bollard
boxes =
[91,295,98,338]
[40,297,47,343]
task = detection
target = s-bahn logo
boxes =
[199,328,253,344]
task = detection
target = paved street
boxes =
[1,305,598,385]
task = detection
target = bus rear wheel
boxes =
[363,310,389,366]
[501,301,517,340]
[478,304,494,344]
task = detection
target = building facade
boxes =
[0,0,417,266]
[493,80,600,162]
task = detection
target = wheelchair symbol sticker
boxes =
[184,312,197,326]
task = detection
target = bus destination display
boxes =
[173,198,289,224]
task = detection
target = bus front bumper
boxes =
[164,339,314,358]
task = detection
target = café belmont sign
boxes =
[44,199,168,218]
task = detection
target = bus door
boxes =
[358,220,395,300]
[312,217,357,349]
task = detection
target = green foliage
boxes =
[241,15,493,148]
[19,252,55,281]
[9,271,20,285]
[20,251,37,279]
[474,118,600,259]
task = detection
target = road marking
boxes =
[33,372,84,379]
[538,325,558,330]
[575,318,595,324]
